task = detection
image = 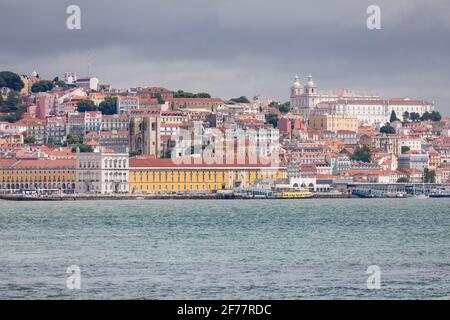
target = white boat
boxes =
[413,194,429,199]
[412,182,428,198]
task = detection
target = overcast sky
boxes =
[1,0,449,114]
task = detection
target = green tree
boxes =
[129,150,141,157]
[409,112,421,122]
[5,91,19,109]
[98,96,117,115]
[423,168,436,183]
[265,114,279,128]
[351,145,372,163]
[77,99,97,112]
[430,111,442,122]
[31,80,55,93]
[0,113,19,123]
[173,90,211,98]
[174,90,194,98]
[390,110,399,123]
[269,101,290,113]
[401,146,410,154]
[380,123,396,134]
[195,92,211,98]
[154,93,164,104]
[24,136,36,144]
[0,71,24,91]
[278,103,290,113]
[420,111,431,121]
[230,96,250,103]
[54,80,68,89]
[397,177,409,183]
[66,134,82,145]
[71,144,94,153]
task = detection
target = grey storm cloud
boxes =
[1,0,449,114]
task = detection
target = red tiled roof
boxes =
[0,159,17,168]
[86,140,100,146]
[12,159,76,168]
[138,97,158,104]
[166,98,223,103]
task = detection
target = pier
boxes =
[348,183,450,198]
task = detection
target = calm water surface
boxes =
[0,199,449,299]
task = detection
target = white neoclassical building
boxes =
[76,142,130,194]
[290,74,380,118]
[289,74,434,124]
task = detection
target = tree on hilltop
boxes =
[0,71,24,91]
[31,80,55,93]
[77,99,96,112]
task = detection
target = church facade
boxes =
[289,74,434,125]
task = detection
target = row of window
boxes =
[133,183,224,192]
[131,170,279,182]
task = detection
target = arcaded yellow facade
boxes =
[0,157,286,195]
[0,159,76,193]
[129,166,286,193]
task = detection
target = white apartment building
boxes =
[101,114,129,131]
[117,96,140,114]
[84,111,102,133]
[63,71,77,84]
[399,137,423,152]
[76,77,99,91]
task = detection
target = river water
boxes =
[0,199,449,299]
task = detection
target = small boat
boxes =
[412,194,429,199]
[412,182,429,199]
[430,193,450,198]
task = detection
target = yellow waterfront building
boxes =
[0,155,286,195]
[129,157,286,193]
[0,159,76,193]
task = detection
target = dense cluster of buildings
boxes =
[0,70,449,196]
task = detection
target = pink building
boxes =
[278,118,291,134]
[27,105,37,118]
[35,93,55,120]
